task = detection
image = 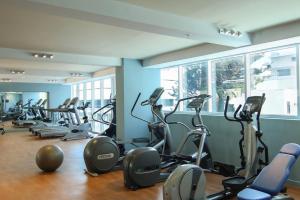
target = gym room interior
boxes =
[0,0,299,200]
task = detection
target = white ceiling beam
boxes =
[8,0,251,47]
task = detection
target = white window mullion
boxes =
[245,54,251,98]
[91,81,95,117]
[296,45,300,117]
[207,61,213,112]
[178,66,184,111]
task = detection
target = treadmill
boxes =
[36,97,81,138]
[12,99,44,127]
[30,98,71,134]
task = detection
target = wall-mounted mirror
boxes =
[0,92,48,114]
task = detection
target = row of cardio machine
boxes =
[84,87,173,176]
[82,87,300,200]
[0,98,48,135]
[12,98,50,127]
[13,97,93,141]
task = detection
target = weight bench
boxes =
[238,143,300,200]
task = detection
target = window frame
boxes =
[71,75,116,131]
[160,43,300,119]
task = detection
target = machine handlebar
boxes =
[92,103,113,125]
[131,92,150,123]
[164,95,201,125]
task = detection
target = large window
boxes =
[249,47,297,115]
[212,56,245,112]
[160,67,179,111]
[161,62,209,111]
[160,44,300,117]
[71,76,115,132]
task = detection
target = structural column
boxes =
[115,58,161,144]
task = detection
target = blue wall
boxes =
[168,113,300,186]
[0,83,71,108]
[116,59,161,142]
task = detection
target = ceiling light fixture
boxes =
[10,70,25,74]
[32,53,54,59]
[218,28,242,37]
[70,73,84,77]
[48,79,58,83]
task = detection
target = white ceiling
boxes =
[0,0,300,83]
[116,0,300,31]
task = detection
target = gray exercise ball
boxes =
[36,145,64,172]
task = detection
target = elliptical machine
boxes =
[163,94,268,200]
[83,87,173,176]
[122,94,213,190]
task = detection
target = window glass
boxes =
[212,56,245,112]
[94,81,100,89]
[86,82,92,90]
[79,90,84,100]
[72,85,77,97]
[79,83,84,90]
[104,89,111,99]
[181,62,209,111]
[86,90,92,101]
[85,82,92,101]
[160,67,179,111]
[94,89,100,100]
[103,79,111,88]
[70,76,116,132]
[249,47,297,115]
[94,80,101,100]
[93,80,101,132]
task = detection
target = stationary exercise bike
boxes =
[163,94,269,200]
[83,87,173,176]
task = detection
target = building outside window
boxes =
[249,47,297,116]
